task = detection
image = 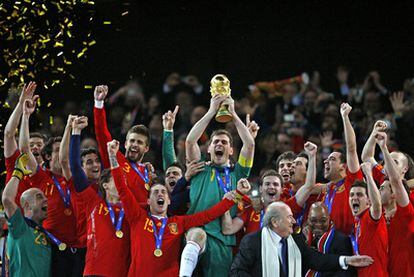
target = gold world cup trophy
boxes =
[210,74,232,123]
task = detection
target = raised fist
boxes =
[94,85,108,101]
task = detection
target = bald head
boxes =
[20,188,48,223]
[263,202,296,238]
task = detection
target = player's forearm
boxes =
[361,133,377,163]
[5,103,22,137]
[186,111,215,145]
[296,155,316,207]
[19,114,31,153]
[162,130,177,171]
[2,176,20,217]
[69,135,89,192]
[365,173,382,219]
[342,115,359,173]
[233,113,255,153]
[59,122,72,179]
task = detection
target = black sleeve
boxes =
[294,234,341,272]
[230,234,256,277]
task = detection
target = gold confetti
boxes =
[84,85,93,89]
[49,116,54,125]
[103,21,111,25]
[122,11,129,16]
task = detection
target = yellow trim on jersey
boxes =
[238,154,253,168]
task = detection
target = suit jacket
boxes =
[309,230,356,277]
[230,230,346,277]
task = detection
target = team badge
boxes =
[168,223,178,234]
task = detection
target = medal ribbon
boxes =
[51,175,71,208]
[215,167,231,193]
[24,217,64,248]
[131,163,149,185]
[350,217,360,255]
[324,179,345,214]
[106,200,125,234]
[151,216,168,251]
[259,209,264,228]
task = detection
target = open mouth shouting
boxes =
[351,202,360,215]
[41,203,48,212]
[280,170,291,183]
[266,190,279,202]
[156,198,165,207]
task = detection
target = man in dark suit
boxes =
[303,202,355,276]
[230,202,373,277]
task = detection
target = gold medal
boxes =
[58,243,67,251]
[64,208,72,216]
[295,226,302,234]
[115,230,124,238]
[145,183,150,191]
[154,249,163,257]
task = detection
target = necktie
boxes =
[280,238,288,275]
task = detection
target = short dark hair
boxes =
[148,177,172,199]
[259,169,283,186]
[80,147,100,160]
[275,151,296,170]
[332,149,346,164]
[126,124,151,146]
[41,137,62,168]
[29,132,48,143]
[166,161,185,173]
[351,180,368,194]
[210,129,233,146]
[98,169,112,200]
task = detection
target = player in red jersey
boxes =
[19,98,83,276]
[375,132,414,276]
[322,103,363,235]
[362,120,414,203]
[350,163,388,277]
[107,139,241,277]
[222,142,319,235]
[93,85,154,203]
[275,151,296,189]
[3,82,47,205]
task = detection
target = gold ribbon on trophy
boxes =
[210,74,232,123]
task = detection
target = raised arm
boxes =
[2,154,32,218]
[361,120,387,164]
[59,115,77,180]
[162,105,179,170]
[185,94,226,162]
[295,142,317,207]
[376,132,410,207]
[69,116,90,192]
[4,82,37,158]
[221,178,251,235]
[360,162,382,220]
[107,139,141,220]
[225,97,255,163]
[340,103,360,173]
[93,85,113,168]
[19,97,39,173]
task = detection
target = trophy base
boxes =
[215,113,233,123]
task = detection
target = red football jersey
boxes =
[372,163,386,187]
[323,169,363,235]
[77,186,131,277]
[387,203,414,276]
[238,198,302,234]
[29,168,79,247]
[354,209,388,277]
[112,166,235,277]
[94,106,151,203]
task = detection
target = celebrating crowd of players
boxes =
[1,81,413,276]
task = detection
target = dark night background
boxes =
[71,0,414,97]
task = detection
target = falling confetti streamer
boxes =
[0,0,96,89]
